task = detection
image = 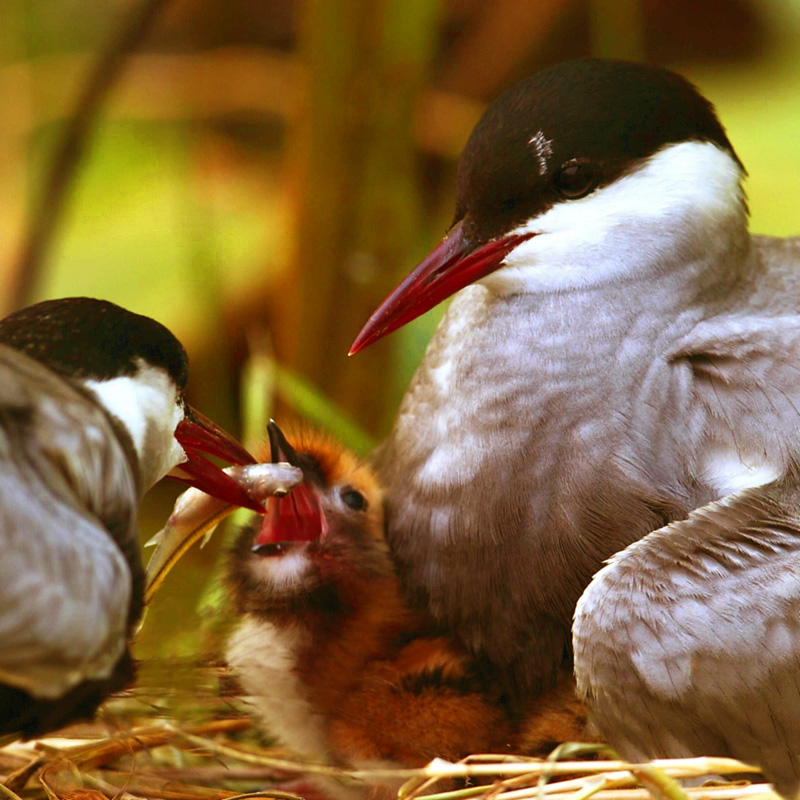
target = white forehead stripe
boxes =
[528,131,553,176]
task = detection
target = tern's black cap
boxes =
[454,59,743,244]
[0,297,189,389]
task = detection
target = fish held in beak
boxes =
[171,406,265,513]
[145,460,303,603]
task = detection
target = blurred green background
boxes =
[1,0,798,660]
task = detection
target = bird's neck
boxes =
[487,223,751,313]
[448,210,756,378]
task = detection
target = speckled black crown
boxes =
[0,297,189,388]
[454,59,744,243]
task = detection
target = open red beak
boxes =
[171,406,265,513]
[349,220,534,355]
[254,421,328,550]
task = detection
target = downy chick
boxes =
[225,423,591,796]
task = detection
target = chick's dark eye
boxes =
[554,160,596,199]
[340,487,367,511]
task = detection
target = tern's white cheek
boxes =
[481,140,745,296]
[84,362,185,488]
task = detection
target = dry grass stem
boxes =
[0,684,777,800]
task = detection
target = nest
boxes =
[0,661,778,800]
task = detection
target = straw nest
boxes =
[0,659,778,800]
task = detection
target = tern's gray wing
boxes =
[667,236,800,496]
[573,476,800,798]
[0,346,139,700]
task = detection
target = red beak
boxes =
[254,421,328,549]
[349,220,534,355]
[171,406,265,513]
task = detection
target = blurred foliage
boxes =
[0,0,798,659]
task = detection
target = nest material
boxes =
[0,661,777,800]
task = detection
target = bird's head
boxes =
[226,421,387,615]
[350,59,747,354]
[0,297,262,511]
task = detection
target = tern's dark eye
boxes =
[340,487,367,511]
[554,160,597,199]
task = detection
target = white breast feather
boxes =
[226,617,331,762]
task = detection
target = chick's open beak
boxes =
[171,406,265,513]
[254,420,328,549]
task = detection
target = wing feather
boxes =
[0,346,139,699]
[574,477,800,796]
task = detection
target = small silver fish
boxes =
[144,462,302,603]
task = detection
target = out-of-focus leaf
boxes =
[275,363,376,456]
[227,330,278,531]
[240,328,277,453]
